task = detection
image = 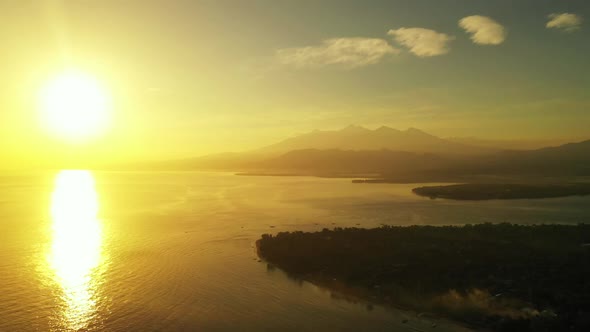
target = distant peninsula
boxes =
[411,183,590,200]
[256,224,590,332]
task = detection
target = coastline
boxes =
[256,224,590,331]
[273,269,478,332]
[411,183,590,200]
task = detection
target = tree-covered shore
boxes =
[256,224,590,331]
[412,183,590,200]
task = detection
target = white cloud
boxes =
[546,13,582,32]
[459,15,506,45]
[276,38,400,69]
[387,28,454,57]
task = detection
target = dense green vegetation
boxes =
[257,224,590,331]
[412,183,590,200]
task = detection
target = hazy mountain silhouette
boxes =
[248,139,590,179]
[447,136,582,151]
[463,140,590,176]
[150,125,489,171]
[256,125,492,155]
[135,126,590,180]
[255,149,450,176]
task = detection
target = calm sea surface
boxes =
[1,171,589,332]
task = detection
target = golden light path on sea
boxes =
[47,170,105,330]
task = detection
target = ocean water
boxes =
[1,170,589,332]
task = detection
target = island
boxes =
[256,224,590,331]
[412,183,590,200]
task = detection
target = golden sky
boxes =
[1,0,589,169]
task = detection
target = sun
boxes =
[40,70,111,141]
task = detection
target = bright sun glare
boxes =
[40,70,111,141]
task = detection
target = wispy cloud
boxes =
[459,15,506,45]
[546,13,583,32]
[387,28,454,57]
[276,38,399,69]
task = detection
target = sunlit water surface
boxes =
[1,171,589,331]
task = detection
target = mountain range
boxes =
[146,125,590,181]
[256,125,492,155]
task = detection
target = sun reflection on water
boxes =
[47,170,104,330]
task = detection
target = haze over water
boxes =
[1,171,588,331]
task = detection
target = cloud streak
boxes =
[547,13,582,32]
[276,38,399,69]
[459,15,506,45]
[388,28,454,57]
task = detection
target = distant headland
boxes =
[411,183,590,200]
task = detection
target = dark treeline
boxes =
[257,224,590,331]
[412,183,590,200]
